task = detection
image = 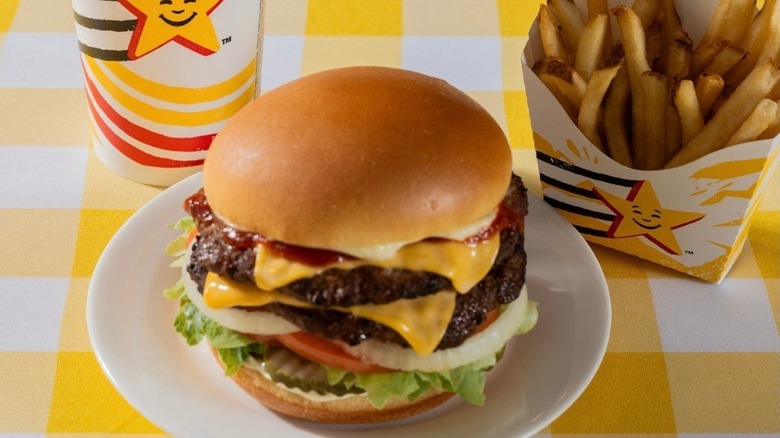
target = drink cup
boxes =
[73,0,264,186]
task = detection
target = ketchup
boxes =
[463,203,524,245]
[184,189,521,266]
[184,190,353,266]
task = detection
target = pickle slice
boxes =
[262,347,364,397]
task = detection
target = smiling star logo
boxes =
[593,181,705,255]
[120,0,224,59]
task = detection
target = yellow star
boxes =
[593,181,705,255]
[120,0,223,59]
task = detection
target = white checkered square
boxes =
[260,36,304,91]
[0,33,82,88]
[651,278,780,352]
[401,36,502,91]
[0,277,69,351]
[0,146,88,208]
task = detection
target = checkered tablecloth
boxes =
[1,0,778,435]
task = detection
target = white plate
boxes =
[88,172,610,438]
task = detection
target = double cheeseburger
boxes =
[165,66,537,423]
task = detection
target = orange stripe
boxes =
[84,60,216,152]
[101,58,256,104]
[84,55,254,127]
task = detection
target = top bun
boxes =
[203,66,512,248]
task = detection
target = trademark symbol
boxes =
[684,250,694,255]
[222,36,232,45]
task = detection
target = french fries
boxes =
[632,0,662,30]
[665,102,683,162]
[578,62,622,152]
[703,46,748,76]
[644,17,665,67]
[532,0,780,170]
[666,59,780,167]
[717,0,758,48]
[613,6,651,167]
[548,0,586,56]
[691,40,729,78]
[539,4,570,64]
[698,0,739,47]
[587,0,613,62]
[665,37,693,80]
[603,65,634,167]
[674,80,706,146]
[659,0,687,70]
[695,73,726,118]
[760,99,780,139]
[533,58,588,120]
[725,98,779,146]
[726,0,780,84]
[642,72,669,169]
[575,14,609,81]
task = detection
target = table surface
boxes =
[1,0,778,436]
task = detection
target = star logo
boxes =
[120,0,224,59]
[593,181,705,255]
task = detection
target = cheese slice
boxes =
[204,273,314,309]
[347,293,456,356]
[203,273,457,356]
[335,209,498,260]
[254,233,500,293]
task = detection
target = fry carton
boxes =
[522,0,780,282]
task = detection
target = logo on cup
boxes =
[118,0,224,59]
[73,0,261,186]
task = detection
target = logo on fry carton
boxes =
[530,131,778,282]
[522,0,780,282]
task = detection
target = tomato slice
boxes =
[475,308,500,334]
[258,309,501,374]
[276,332,392,374]
[186,228,198,246]
[246,333,282,347]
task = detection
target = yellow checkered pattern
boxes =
[0,0,778,435]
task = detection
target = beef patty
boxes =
[186,174,528,350]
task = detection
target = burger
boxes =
[164,66,537,423]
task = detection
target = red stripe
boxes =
[85,88,204,168]
[82,64,216,152]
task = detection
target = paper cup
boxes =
[73,0,264,186]
[522,0,780,282]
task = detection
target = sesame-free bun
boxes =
[212,348,454,423]
[203,67,512,248]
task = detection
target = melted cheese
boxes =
[254,233,500,293]
[204,274,314,309]
[203,273,457,356]
[335,209,498,259]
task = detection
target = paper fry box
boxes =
[521,1,780,283]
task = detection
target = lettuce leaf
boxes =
[163,278,186,301]
[325,352,497,408]
[164,217,262,375]
[165,216,196,267]
[171,295,262,376]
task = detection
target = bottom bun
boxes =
[211,347,454,424]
